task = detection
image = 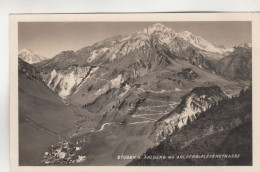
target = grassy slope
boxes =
[19,73,80,165]
[60,121,155,166]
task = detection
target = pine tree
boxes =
[239,89,245,97]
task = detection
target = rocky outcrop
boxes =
[177,68,198,81]
[42,65,93,97]
[150,86,227,144]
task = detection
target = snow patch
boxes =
[177,31,229,54]
[95,84,110,96]
[110,54,117,62]
[111,75,123,87]
[47,70,57,87]
[175,88,181,91]
[87,48,109,63]
[76,155,86,163]
[87,50,98,63]
[119,84,131,97]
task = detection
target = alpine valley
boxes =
[18,23,252,166]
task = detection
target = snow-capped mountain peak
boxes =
[177,31,230,54]
[19,48,33,54]
[18,49,47,64]
[139,23,229,55]
[143,23,164,33]
[140,23,175,35]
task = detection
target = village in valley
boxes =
[42,137,88,165]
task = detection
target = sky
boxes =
[18,21,251,58]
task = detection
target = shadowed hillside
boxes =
[19,60,81,165]
[128,86,252,166]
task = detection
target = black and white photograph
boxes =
[10,14,256,168]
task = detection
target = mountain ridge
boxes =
[19,49,48,64]
[31,23,251,84]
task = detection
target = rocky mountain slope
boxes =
[33,23,250,101]
[128,86,252,166]
[41,65,95,98]
[216,43,252,81]
[150,86,227,144]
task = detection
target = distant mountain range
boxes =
[18,49,48,64]
[18,23,252,166]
